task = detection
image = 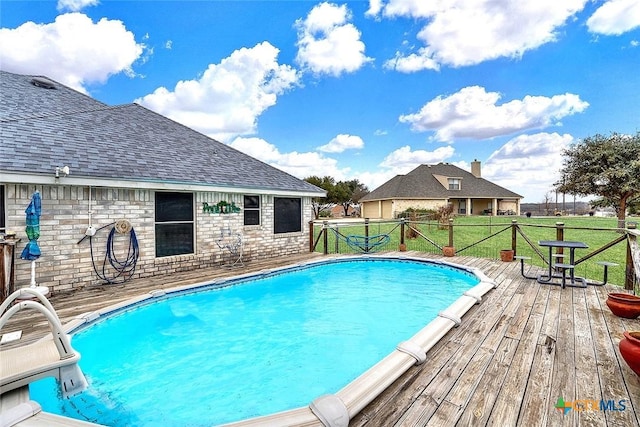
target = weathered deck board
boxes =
[517,285,555,427]
[486,281,546,426]
[1,252,639,427]
[574,287,607,427]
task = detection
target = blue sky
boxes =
[2,0,639,202]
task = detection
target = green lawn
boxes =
[312,215,636,288]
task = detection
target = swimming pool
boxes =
[30,255,495,426]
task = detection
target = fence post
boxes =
[364,218,370,253]
[448,218,454,248]
[511,219,518,254]
[323,221,329,255]
[309,221,314,252]
[626,222,637,290]
[400,218,406,246]
[556,222,565,259]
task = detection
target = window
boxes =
[448,178,461,190]
[0,185,4,232]
[155,192,194,257]
[244,195,260,226]
[274,197,301,234]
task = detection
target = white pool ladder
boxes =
[0,288,87,398]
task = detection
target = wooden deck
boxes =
[2,252,639,426]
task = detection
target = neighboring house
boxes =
[328,204,359,218]
[0,71,324,292]
[360,161,522,219]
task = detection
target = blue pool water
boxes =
[31,258,479,426]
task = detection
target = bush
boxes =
[398,208,437,221]
[436,204,455,229]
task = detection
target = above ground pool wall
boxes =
[3,184,313,292]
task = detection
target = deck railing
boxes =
[309,218,639,292]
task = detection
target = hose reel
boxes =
[114,219,132,234]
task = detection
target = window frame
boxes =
[154,191,195,257]
[243,195,261,226]
[448,178,461,190]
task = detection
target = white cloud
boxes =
[399,86,589,142]
[377,0,588,71]
[0,13,145,93]
[57,0,99,12]
[356,170,397,192]
[379,145,456,169]
[317,134,364,153]
[587,0,640,35]
[365,0,384,17]
[137,42,300,142]
[229,137,351,180]
[295,2,373,76]
[348,144,456,191]
[483,132,574,202]
[385,50,440,73]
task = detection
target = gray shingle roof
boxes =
[360,163,522,201]
[0,71,324,195]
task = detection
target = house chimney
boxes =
[471,159,481,177]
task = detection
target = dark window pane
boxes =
[244,210,260,226]
[155,192,194,257]
[244,194,260,226]
[155,192,193,222]
[244,195,260,209]
[155,223,194,257]
[274,197,301,234]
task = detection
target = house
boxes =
[0,71,325,293]
[359,161,522,219]
[328,204,359,218]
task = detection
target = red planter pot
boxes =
[606,293,640,319]
[619,331,640,376]
[500,249,514,262]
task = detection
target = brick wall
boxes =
[4,184,313,293]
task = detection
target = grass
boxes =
[312,215,636,288]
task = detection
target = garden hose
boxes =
[80,221,140,284]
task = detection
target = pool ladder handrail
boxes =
[0,288,87,398]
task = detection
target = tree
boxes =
[303,177,370,218]
[628,198,640,216]
[541,192,554,216]
[333,179,369,217]
[558,132,640,227]
[304,176,335,219]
